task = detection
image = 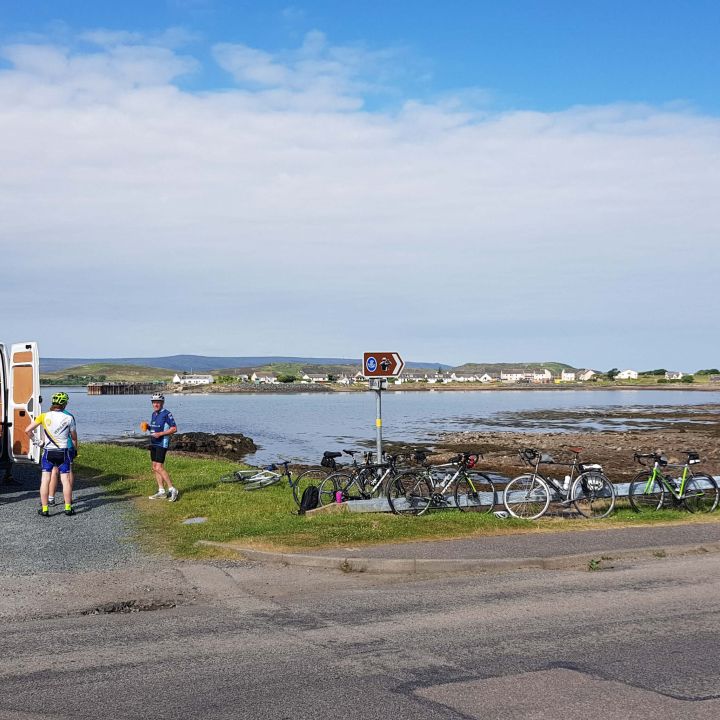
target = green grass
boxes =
[75,443,720,559]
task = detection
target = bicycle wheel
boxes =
[317,473,352,506]
[453,472,496,513]
[683,473,719,513]
[628,471,665,512]
[292,469,329,507]
[387,472,432,516]
[503,474,550,520]
[570,471,615,519]
[335,471,371,502]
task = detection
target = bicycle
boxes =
[628,451,719,513]
[288,450,352,507]
[219,460,327,502]
[219,464,285,490]
[503,447,616,520]
[386,451,496,516]
[319,451,399,506]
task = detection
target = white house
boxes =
[451,372,478,383]
[172,374,214,385]
[665,371,684,380]
[532,369,553,384]
[478,373,495,383]
[577,369,597,382]
[501,370,526,383]
[251,372,278,384]
[302,373,329,383]
[616,369,638,380]
[560,370,576,382]
[395,371,427,384]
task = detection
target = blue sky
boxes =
[4,1,719,111]
[2,2,719,369]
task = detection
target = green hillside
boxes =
[41,363,174,385]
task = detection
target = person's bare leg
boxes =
[39,472,51,506]
[156,463,172,491]
[152,461,165,491]
[60,473,72,506]
[48,467,58,501]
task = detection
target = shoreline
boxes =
[74,383,720,395]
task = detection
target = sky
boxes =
[2,1,719,370]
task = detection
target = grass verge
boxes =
[75,443,720,558]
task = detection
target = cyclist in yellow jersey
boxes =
[25,392,79,516]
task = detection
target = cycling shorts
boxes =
[41,449,72,474]
[150,446,168,464]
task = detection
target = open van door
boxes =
[0,344,7,463]
[8,342,41,464]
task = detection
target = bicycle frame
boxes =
[424,453,482,501]
[354,459,396,496]
[522,450,583,500]
[641,461,691,499]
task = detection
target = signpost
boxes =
[361,352,404,461]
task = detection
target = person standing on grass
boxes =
[147,393,179,502]
[24,392,78,517]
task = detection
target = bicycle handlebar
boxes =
[634,452,667,467]
[448,451,482,466]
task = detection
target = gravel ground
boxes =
[0,462,148,576]
[0,462,198,622]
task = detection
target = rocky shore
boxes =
[111,432,257,460]
[437,405,720,483]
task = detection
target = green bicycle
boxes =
[629,451,719,513]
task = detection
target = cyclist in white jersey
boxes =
[48,406,77,507]
[25,392,78,516]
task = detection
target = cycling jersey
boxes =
[35,411,75,450]
[149,408,176,448]
[63,409,76,450]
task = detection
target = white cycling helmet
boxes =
[151,393,165,402]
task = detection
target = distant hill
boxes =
[42,363,174,384]
[41,355,452,374]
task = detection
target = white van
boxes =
[0,342,41,469]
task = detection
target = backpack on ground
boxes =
[298,485,320,514]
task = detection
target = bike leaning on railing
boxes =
[628,451,719,513]
[319,451,400,506]
[386,451,496,516]
[503,447,616,520]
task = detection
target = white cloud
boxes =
[1,32,719,367]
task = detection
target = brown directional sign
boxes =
[362,352,404,378]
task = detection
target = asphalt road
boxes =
[2,551,720,719]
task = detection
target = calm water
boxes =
[43,387,720,465]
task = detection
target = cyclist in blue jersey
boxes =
[147,393,179,501]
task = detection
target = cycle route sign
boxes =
[362,352,404,378]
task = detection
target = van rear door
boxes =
[9,342,41,463]
[0,344,7,461]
